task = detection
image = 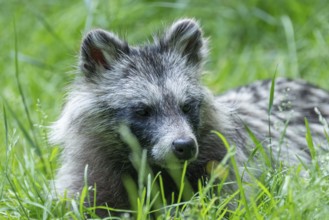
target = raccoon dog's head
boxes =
[78,19,208,168]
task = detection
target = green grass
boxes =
[1,0,329,219]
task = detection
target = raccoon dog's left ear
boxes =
[79,29,129,77]
[162,18,207,64]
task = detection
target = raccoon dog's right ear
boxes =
[79,29,129,77]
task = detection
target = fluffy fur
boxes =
[51,18,329,215]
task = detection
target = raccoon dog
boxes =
[51,19,329,213]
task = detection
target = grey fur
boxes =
[51,18,329,214]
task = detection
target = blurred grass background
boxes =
[0,0,329,218]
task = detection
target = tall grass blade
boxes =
[3,105,8,151]
[268,71,277,116]
[12,19,46,171]
[304,117,319,171]
[245,124,271,167]
[1,105,9,198]
[281,15,299,77]
[305,118,316,159]
[268,71,277,162]
[212,131,251,217]
[13,19,40,148]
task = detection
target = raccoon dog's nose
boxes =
[172,138,197,161]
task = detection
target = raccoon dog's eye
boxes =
[181,103,193,114]
[135,106,152,117]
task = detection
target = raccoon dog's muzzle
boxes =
[150,120,199,168]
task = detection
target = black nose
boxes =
[172,138,197,161]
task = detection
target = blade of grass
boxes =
[4,100,45,164]
[3,105,9,152]
[1,105,9,198]
[268,71,277,116]
[12,19,46,170]
[174,161,189,217]
[158,174,167,207]
[245,124,271,167]
[281,15,299,77]
[268,70,277,162]
[305,118,316,159]
[13,19,40,150]
[304,117,319,171]
[212,131,251,218]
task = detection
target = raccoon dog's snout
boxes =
[172,137,197,161]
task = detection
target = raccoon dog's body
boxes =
[52,19,329,212]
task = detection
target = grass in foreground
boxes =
[1,103,329,219]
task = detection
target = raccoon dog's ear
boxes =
[79,29,129,77]
[162,19,207,64]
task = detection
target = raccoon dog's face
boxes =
[79,19,207,168]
